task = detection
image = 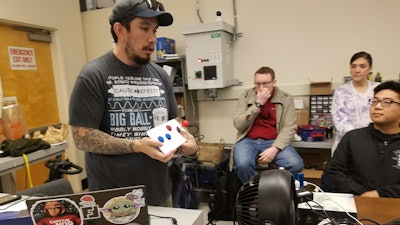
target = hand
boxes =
[134,137,176,163]
[361,190,380,198]
[256,87,271,105]
[258,146,279,163]
[177,128,198,156]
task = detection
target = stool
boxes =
[255,158,274,171]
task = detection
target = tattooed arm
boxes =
[71,126,175,163]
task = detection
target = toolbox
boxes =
[297,125,326,142]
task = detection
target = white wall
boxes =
[155,0,400,143]
[82,7,114,61]
[0,0,88,192]
[83,0,400,144]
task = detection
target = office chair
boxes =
[15,178,73,197]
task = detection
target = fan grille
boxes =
[236,173,261,225]
[235,169,298,225]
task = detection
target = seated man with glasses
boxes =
[324,80,400,198]
[233,66,304,184]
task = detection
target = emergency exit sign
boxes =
[8,46,37,70]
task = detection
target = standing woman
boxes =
[330,52,380,154]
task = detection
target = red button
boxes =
[182,120,189,127]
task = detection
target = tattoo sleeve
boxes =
[71,126,135,155]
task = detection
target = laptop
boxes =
[25,185,149,225]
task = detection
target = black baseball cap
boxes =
[109,0,173,26]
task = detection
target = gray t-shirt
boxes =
[69,51,178,205]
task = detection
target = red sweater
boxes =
[36,214,82,225]
[247,100,277,140]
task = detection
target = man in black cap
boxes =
[69,0,197,206]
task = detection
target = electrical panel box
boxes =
[182,21,234,90]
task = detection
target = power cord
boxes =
[301,181,363,225]
[306,200,331,220]
[149,214,178,225]
[22,153,33,188]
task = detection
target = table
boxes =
[149,206,203,225]
[291,138,334,150]
[299,193,400,225]
[0,143,67,192]
[355,196,400,224]
[1,194,399,225]
[0,143,67,176]
[0,197,204,225]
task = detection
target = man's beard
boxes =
[132,55,150,65]
[125,39,151,65]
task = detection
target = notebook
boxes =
[25,185,149,225]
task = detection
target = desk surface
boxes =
[355,196,400,224]
[0,197,203,225]
[1,194,398,225]
[291,138,334,149]
[0,143,67,176]
[149,206,203,225]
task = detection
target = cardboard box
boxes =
[296,109,310,126]
[156,37,175,60]
[310,82,332,95]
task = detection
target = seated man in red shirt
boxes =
[233,66,304,184]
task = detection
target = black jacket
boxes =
[325,123,400,198]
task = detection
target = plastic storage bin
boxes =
[297,125,326,142]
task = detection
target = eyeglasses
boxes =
[129,0,165,13]
[116,0,165,23]
[254,80,275,87]
[369,98,400,107]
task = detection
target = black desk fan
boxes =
[236,169,298,225]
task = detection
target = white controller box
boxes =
[146,119,187,154]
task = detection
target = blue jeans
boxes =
[233,138,304,184]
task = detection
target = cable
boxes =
[195,0,203,23]
[304,181,363,225]
[22,154,33,188]
[306,200,330,219]
[149,214,178,225]
[232,0,238,41]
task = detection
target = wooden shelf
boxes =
[302,169,323,179]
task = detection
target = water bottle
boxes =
[1,100,28,140]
